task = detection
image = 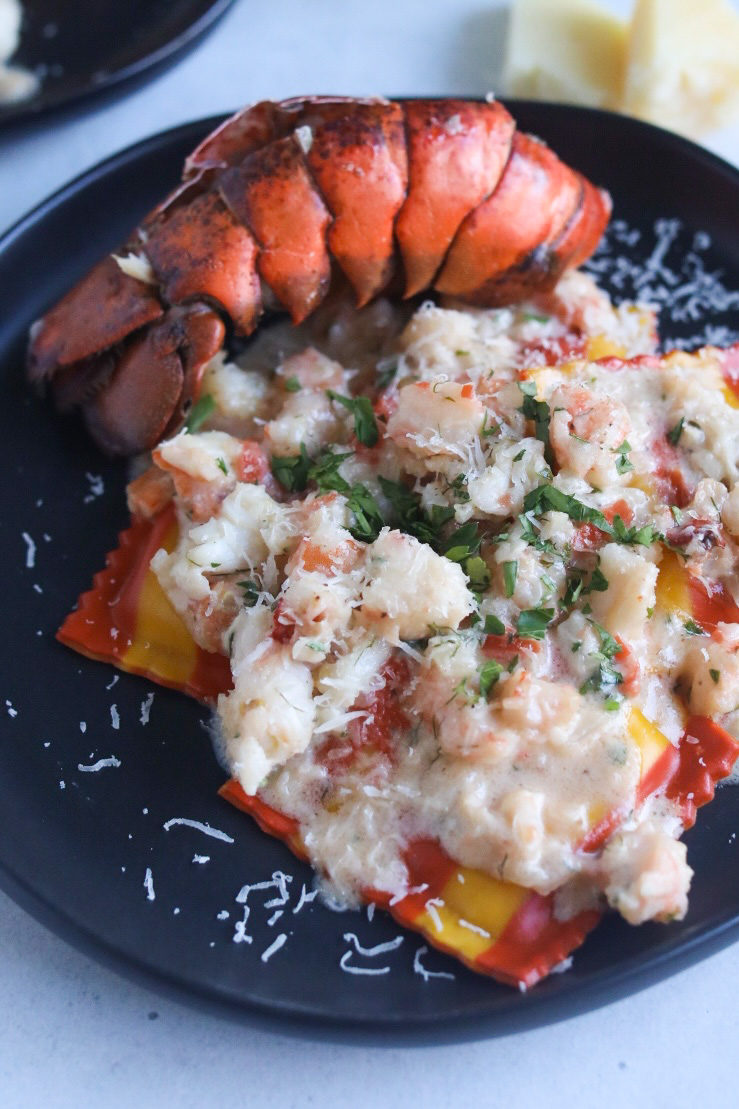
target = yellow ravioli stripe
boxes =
[121,519,198,684]
[628,706,671,777]
[655,549,691,617]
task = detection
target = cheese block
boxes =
[623,0,739,137]
[503,0,627,111]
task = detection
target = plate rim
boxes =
[3,100,739,1044]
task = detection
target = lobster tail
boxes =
[27,96,611,456]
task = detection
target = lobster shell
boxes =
[27,96,611,456]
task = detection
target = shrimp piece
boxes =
[385,378,484,463]
[549,383,631,486]
[126,465,174,520]
[358,529,473,640]
[220,633,316,794]
[276,346,347,392]
[680,638,739,716]
[153,429,244,521]
[599,822,692,925]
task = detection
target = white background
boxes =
[2,1,739,1105]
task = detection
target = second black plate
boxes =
[0,0,237,127]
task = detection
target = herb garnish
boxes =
[237,580,260,607]
[479,659,504,698]
[503,560,518,598]
[516,607,555,640]
[518,381,552,460]
[327,391,379,447]
[185,393,216,434]
[613,439,634,474]
[667,417,684,446]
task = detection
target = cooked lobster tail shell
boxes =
[27,96,612,456]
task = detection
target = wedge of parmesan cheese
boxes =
[623,0,739,137]
[503,0,627,111]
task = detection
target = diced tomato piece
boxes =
[294,536,361,576]
[271,599,296,644]
[688,575,739,631]
[126,465,174,520]
[374,390,398,422]
[520,334,585,367]
[572,500,633,552]
[316,656,411,773]
[651,435,692,507]
[235,440,270,484]
[482,635,541,662]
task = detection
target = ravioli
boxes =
[60,272,739,986]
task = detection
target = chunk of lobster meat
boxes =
[395,99,515,297]
[298,98,408,307]
[126,465,175,520]
[435,133,582,302]
[385,379,484,461]
[680,638,739,716]
[722,482,739,536]
[27,254,163,385]
[265,391,344,457]
[153,429,246,520]
[80,304,224,456]
[143,191,262,335]
[358,528,473,640]
[599,822,692,925]
[588,544,658,644]
[221,630,316,794]
[276,346,347,392]
[549,383,632,486]
[220,133,332,324]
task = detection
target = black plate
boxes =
[2,103,739,1045]
[0,0,237,127]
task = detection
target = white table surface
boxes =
[3,1,739,1105]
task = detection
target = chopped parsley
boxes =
[442,520,482,562]
[479,659,504,698]
[346,485,384,542]
[482,614,506,636]
[710,668,721,684]
[683,619,707,636]
[327,390,379,447]
[308,449,353,494]
[185,393,216,433]
[518,380,552,459]
[216,457,228,475]
[376,359,398,390]
[270,445,312,492]
[523,483,659,548]
[503,560,518,598]
[667,417,684,446]
[464,556,491,594]
[613,439,634,474]
[579,621,624,697]
[516,606,554,640]
[237,580,260,607]
[284,375,302,392]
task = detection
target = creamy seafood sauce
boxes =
[137,270,739,928]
